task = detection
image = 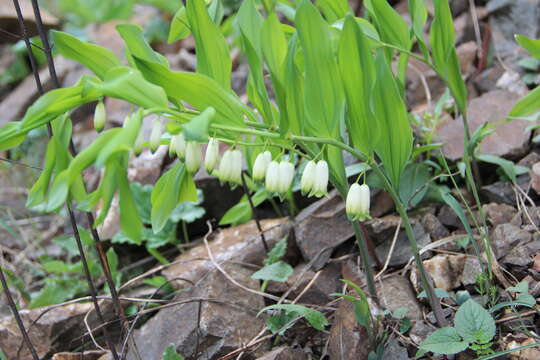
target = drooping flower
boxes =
[149,119,162,153]
[228,149,243,184]
[133,126,145,156]
[93,101,106,132]
[253,151,272,181]
[185,141,202,174]
[170,133,186,160]
[277,161,295,194]
[265,161,280,192]
[204,138,220,173]
[311,160,329,198]
[300,160,316,196]
[346,183,371,221]
[218,149,233,183]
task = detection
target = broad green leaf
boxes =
[266,311,298,335]
[182,107,216,142]
[168,6,190,42]
[52,30,121,79]
[42,260,82,274]
[475,154,525,183]
[90,158,121,226]
[316,0,350,23]
[508,85,540,119]
[430,0,467,114]
[365,0,411,50]
[419,327,468,355]
[162,345,185,360]
[454,299,496,344]
[264,238,288,265]
[258,304,328,331]
[409,0,429,59]
[399,163,431,208]
[117,24,169,67]
[186,0,231,89]
[296,0,343,137]
[170,189,205,223]
[372,51,412,187]
[151,162,197,233]
[338,15,378,154]
[29,278,86,309]
[251,261,293,282]
[282,33,304,135]
[118,165,143,243]
[133,57,246,128]
[515,34,540,59]
[219,189,268,226]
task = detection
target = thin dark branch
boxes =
[240,171,269,253]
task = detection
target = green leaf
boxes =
[258,304,328,331]
[454,299,496,344]
[417,288,450,299]
[430,0,467,114]
[409,0,429,59]
[117,24,169,67]
[52,31,121,79]
[133,57,247,128]
[338,15,378,154]
[118,166,143,243]
[264,237,288,265]
[186,0,231,89]
[170,189,205,223]
[266,311,298,335]
[475,154,522,183]
[168,6,190,42]
[507,281,529,294]
[399,162,431,208]
[364,0,411,50]
[508,85,540,119]
[42,260,82,274]
[515,34,540,59]
[182,107,216,142]
[162,345,185,360]
[219,189,268,226]
[251,261,293,282]
[316,0,350,22]
[151,162,197,233]
[372,50,413,187]
[420,327,469,355]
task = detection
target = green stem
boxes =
[181,220,189,244]
[352,222,378,303]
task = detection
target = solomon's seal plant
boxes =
[346,183,371,221]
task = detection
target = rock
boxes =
[461,256,483,286]
[327,298,370,360]
[502,237,540,266]
[419,213,450,241]
[473,65,506,94]
[0,56,75,127]
[195,174,244,223]
[375,222,430,267]
[488,0,540,64]
[162,218,292,288]
[377,275,423,320]
[409,320,433,345]
[294,191,354,268]
[382,339,410,360]
[518,152,540,168]
[436,90,529,161]
[481,175,530,205]
[492,223,532,259]
[130,263,267,360]
[505,336,540,360]
[341,259,367,288]
[406,57,446,109]
[279,262,341,305]
[531,163,540,195]
[371,189,394,218]
[52,351,108,360]
[0,302,115,359]
[483,203,518,227]
[437,204,463,229]
[0,0,59,43]
[496,70,529,97]
[457,41,478,76]
[423,254,466,291]
[256,346,307,360]
[521,275,540,297]
[365,215,402,242]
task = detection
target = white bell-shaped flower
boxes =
[253,151,272,181]
[133,129,145,156]
[346,183,371,221]
[170,133,186,160]
[149,119,162,153]
[229,149,243,184]
[93,101,106,132]
[218,149,233,183]
[277,161,295,194]
[204,138,220,173]
[300,160,316,196]
[185,141,202,174]
[311,160,329,198]
[265,161,280,192]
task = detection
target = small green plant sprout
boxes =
[419,299,496,356]
[258,304,328,336]
[252,238,293,292]
[162,345,185,360]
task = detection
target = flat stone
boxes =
[280,262,341,305]
[423,254,466,291]
[473,65,506,94]
[256,346,307,360]
[375,222,430,267]
[483,203,518,227]
[461,256,483,285]
[294,191,354,268]
[492,223,532,259]
[327,298,370,360]
[502,237,540,266]
[382,339,410,360]
[162,218,292,288]
[130,263,266,360]
[481,175,530,205]
[436,90,529,161]
[420,213,450,241]
[377,275,423,320]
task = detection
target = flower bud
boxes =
[253,151,272,181]
[93,101,106,132]
[204,138,220,173]
[185,141,202,174]
[277,161,295,194]
[170,133,186,160]
[149,119,162,153]
[133,129,145,156]
[265,161,280,192]
[346,183,370,221]
[311,160,329,198]
[300,160,316,196]
[218,150,233,182]
[229,149,243,184]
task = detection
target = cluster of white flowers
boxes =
[164,136,370,220]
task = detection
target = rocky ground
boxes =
[1,0,540,359]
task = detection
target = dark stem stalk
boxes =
[241,171,269,253]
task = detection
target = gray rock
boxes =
[382,339,410,360]
[481,175,530,205]
[375,223,430,267]
[256,346,307,360]
[461,256,483,285]
[502,237,540,266]
[492,223,532,259]
[377,275,423,320]
[420,213,450,241]
[280,262,341,305]
[130,263,267,360]
[483,203,518,227]
[328,298,370,360]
